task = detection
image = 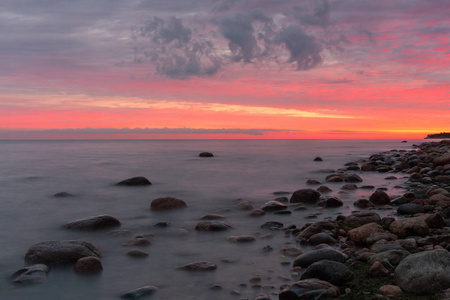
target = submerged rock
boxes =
[53,192,74,197]
[178,261,217,271]
[195,221,232,231]
[64,215,120,231]
[199,152,214,157]
[290,189,320,204]
[73,256,103,273]
[150,197,187,210]
[116,176,151,186]
[260,200,287,212]
[11,264,49,285]
[279,279,340,300]
[300,260,354,286]
[121,286,158,299]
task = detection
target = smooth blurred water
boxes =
[0,139,426,299]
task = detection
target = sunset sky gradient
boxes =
[1,0,449,139]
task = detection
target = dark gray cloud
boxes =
[292,0,331,28]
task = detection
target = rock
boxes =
[199,152,214,157]
[347,223,385,244]
[353,199,375,209]
[235,199,253,210]
[369,261,390,277]
[368,249,410,266]
[370,243,404,253]
[116,176,151,186]
[11,264,49,285]
[280,246,302,257]
[228,235,256,243]
[379,285,402,297]
[424,213,446,228]
[341,184,358,190]
[395,238,417,250]
[397,203,423,215]
[295,220,338,240]
[300,260,354,286]
[293,248,346,268]
[325,173,345,182]
[369,190,391,205]
[153,221,171,227]
[255,293,271,300]
[248,209,265,217]
[127,250,149,258]
[63,215,121,231]
[53,192,74,197]
[434,152,450,166]
[25,240,102,265]
[122,237,151,247]
[121,286,158,299]
[260,200,287,212]
[321,197,343,208]
[279,279,340,300]
[313,156,323,161]
[394,249,450,295]
[200,214,225,220]
[260,221,284,229]
[389,217,429,238]
[306,179,322,185]
[290,189,321,204]
[316,186,332,194]
[150,197,187,210]
[73,256,103,273]
[195,221,232,231]
[345,174,363,183]
[308,232,337,245]
[178,261,217,271]
[366,232,395,245]
[344,212,381,227]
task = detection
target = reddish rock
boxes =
[369,261,390,277]
[389,217,429,238]
[73,256,103,273]
[379,285,402,297]
[150,197,187,210]
[248,208,265,217]
[347,223,384,244]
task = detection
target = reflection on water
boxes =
[0,139,425,299]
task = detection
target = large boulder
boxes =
[434,153,450,166]
[290,189,320,204]
[397,203,423,215]
[395,249,450,295]
[293,248,346,268]
[389,217,429,238]
[347,223,384,244]
[116,176,151,186]
[11,264,49,285]
[150,197,187,210]
[25,240,102,265]
[300,260,354,286]
[279,279,340,300]
[369,190,391,205]
[344,211,381,227]
[63,215,121,231]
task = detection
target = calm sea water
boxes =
[0,139,426,299]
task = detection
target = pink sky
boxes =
[0,0,449,139]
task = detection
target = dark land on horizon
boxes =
[425,132,450,139]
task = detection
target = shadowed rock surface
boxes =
[64,215,121,231]
[116,176,152,186]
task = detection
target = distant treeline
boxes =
[425,132,450,139]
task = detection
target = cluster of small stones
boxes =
[12,146,450,299]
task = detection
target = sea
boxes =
[0,139,428,299]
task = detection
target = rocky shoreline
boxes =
[10,140,450,299]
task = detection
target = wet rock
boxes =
[316,186,332,193]
[260,221,284,229]
[341,184,358,190]
[369,261,390,277]
[121,286,158,299]
[389,217,429,238]
[290,189,320,204]
[249,208,265,217]
[122,237,151,247]
[345,174,363,183]
[235,199,253,210]
[424,213,446,228]
[353,199,375,209]
[255,293,271,300]
[347,223,385,244]
[368,249,410,266]
[395,249,450,295]
[25,240,102,265]
[293,248,346,268]
[385,176,398,180]
[360,185,375,189]
[261,200,287,212]
[116,176,151,186]
[126,249,149,258]
[325,173,345,182]
[262,245,274,252]
[300,260,354,286]
[153,221,171,227]
[397,203,423,215]
[64,215,121,231]
[379,285,402,297]
[319,197,343,208]
[274,210,291,215]
[281,246,302,257]
[306,179,322,185]
[178,261,217,271]
[308,232,337,246]
[150,197,187,210]
[228,235,256,243]
[11,264,49,285]
[370,243,404,253]
[434,152,450,166]
[279,279,340,300]
[274,196,289,203]
[200,214,225,220]
[313,156,323,161]
[369,190,391,205]
[199,152,214,157]
[195,221,232,231]
[295,220,337,240]
[73,256,103,273]
[53,192,74,197]
[344,211,381,227]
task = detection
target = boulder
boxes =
[150,197,187,210]
[379,285,402,297]
[25,240,102,265]
[280,246,303,257]
[368,249,410,266]
[341,184,358,190]
[389,217,429,238]
[195,221,232,231]
[178,261,217,271]
[347,223,384,244]
[344,174,363,183]
[293,248,346,268]
[313,156,323,161]
[319,197,343,208]
[369,190,391,205]
[199,152,214,157]
[227,235,256,243]
[290,189,320,204]
[73,256,103,273]
[424,214,446,229]
[248,209,265,217]
[344,212,381,227]
[235,199,253,210]
[279,279,340,300]
[434,152,450,166]
[397,203,423,215]
[316,186,332,193]
[369,261,390,277]
[11,264,49,285]
[121,286,158,299]
[300,260,354,286]
[116,176,151,186]
[63,215,120,231]
[395,249,450,295]
[295,220,337,239]
[353,199,375,209]
[260,200,287,212]
[308,232,337,246]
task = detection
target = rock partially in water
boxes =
[353,199,375,209]
[122,237,151,247]
[235,199,253,210]
[73,256,103,273]
[63,215,121,231]
[254,293,271,300]
[369,190,391,205]
[300,260,354,286]
[279,279,340,300]
[316,186,332,193]
[260,200,287,212]
[199,152,214,157]
[395,249,450,295]
[260,221,284,229]
[280,246,303,257]
[121,286,158,299]
[306,179,322,185]
[11,264,49,285]
[178,261,217,271]
[150,197,187,210]
[228,235,256,243]
[290,189,320,204]
[248,209,265,217]
[313,156,323,161]
[293,248,346,268]
[318,196,343,208]
[200,214,225,220]
[127,249,149,258]
[116,176,151,186]
[25,240,102,265]
[195,221,232,231]
[53,192,74,197]
[344,174,363,183]
[341,184,358,190]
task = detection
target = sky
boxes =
[0,0,449,139]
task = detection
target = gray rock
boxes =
[260,200,287,212]
[370,243,404,253]
[199,152,214,157]
[25,240,101,265]
[290,189,320,204]
[178,261,217,271]
[344,211,381,227]
[121,286,158,299]
[279,279,340,300]
[195,221,232,231]
[395,250,450,295]
[200,214,225,220]
[369,190,391,205]
[300,260,354,286]
[260,221,284,229]
[11,264,49,285]
[397,203,423,215]
[368,249,410,266]
[63,215,120,231]
[389,217,429,238]
[293,248,346,268]
[116,177,151,186]
[345,174,363,183]
[127,250,149,258]
[73,256,103,273]
[150,197,187,210]
[308,232,337,246]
